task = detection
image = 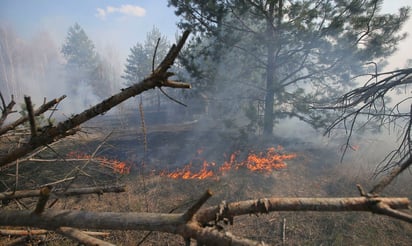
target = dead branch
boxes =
[320,68,412,193]
[183,222,265,246]
[56,227,115,246]
[0,228,109,237]
[195,196,411,225]
[0,229,49,236]
[0,93,15,127]
[0,184,126,201]
[0,195,410,245]
[32,186,51,214]
[0,95,66,136]
[24,96,37,137]
[370,155,412,194]
[2,235,29,246]
[0,30,191,167]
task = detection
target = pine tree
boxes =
[61,23,98,71]
[122,27,170,86]
[169,0,410,135]
[61,23,100,99]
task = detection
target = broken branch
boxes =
[0,184,126,201]
[0,30,191,167]
[32,186,51,214]
[24,96,37,137]
[0,93,15,127]
[0,95,66,136]
[56,227,114,246]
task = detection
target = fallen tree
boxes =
[1,190,410,245]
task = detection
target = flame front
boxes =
[162,146,295,179]
[245,147,295,172]
[166,160,215,180]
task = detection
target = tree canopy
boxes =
[169,0,410,135]
[122,26,171,86]
[61,23,98,71]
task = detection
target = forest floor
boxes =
[1,115,411,245]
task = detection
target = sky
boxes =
[0,0,181,61]
[0,0,411,68]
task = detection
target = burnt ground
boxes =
[1,112,412,245]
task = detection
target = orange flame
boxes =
[162,146,295,179]
[244,147,296,172]
[166,160,215,179]
[67,151,131,174]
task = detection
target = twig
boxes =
[2,236,28,246]
[373,202,412,223]
[282,218,286,245]
[152,37,161,72]
[0,93,16,127]
[0,229,48,236]
[0,228,109,237]
[56,227,115,246]
[138,97,149,213]
[159,87,187,107]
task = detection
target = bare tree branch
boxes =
[0,95,66,136]
[0,92,15,127]
[0,30,191,167]
[0,195,410,245]
[0,184,126,201]
[56,227,115,246]
[320,67,412,193]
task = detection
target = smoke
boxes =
[0,23,122,122]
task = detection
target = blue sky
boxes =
[0,0,411,67]
[0,0,181,60]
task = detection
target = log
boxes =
[0,185,126,201]
[0,197,409,231]
[195,197,410,224]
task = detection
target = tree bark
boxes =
[195,197,410,224]
[262,1,276,136]
[0,196,409,243]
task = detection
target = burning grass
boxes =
[159,146,296,180]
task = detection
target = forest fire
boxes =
[162,146,296,179]
[66,152,131,174]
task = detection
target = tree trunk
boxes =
[263,2,276,136]
[263,0,282,136]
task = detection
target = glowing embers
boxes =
[66,151,131,174]
[162,146,296,179]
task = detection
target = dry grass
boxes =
[1,130,412,245]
